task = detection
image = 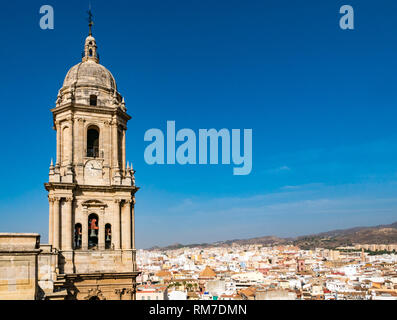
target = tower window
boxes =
[105,224,112,249]
[87,127,99,158]
[74,223,82,249]
[90,95,97,106]
[88,214,99,249]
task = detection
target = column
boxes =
[48,197,54,245]
[122,200,132,250]
[75,118,83,164]
[53,197,60,249]
[98,208,105,249]
[122,129,126,174]
[113,199,121,249]
[131,198,137,271]
[56,121,61,166]
[131,198,135,250]
[68,118,74,166]
[104,121,111,167]
[81,119,86,161]
[82,206,88,250]
[62,197,73,250]
[112,120,119,169]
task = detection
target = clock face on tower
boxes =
[85,160,103,178]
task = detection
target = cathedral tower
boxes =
[44,20,139,300]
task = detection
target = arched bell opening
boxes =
[87,126,100,158]
[88,213,99,249]
[105,224,112,250]
[74,223,82,249]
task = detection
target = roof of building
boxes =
[63,60,116,91]
[156,270,172,278]
[62,35,117,92]
[199,266,217,278]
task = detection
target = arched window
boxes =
[74,223,82,249]
[88,213,99,249]
[89,49,93,57]
[105,224,112,249]
[87,126,99,158]
[90,95,97,106]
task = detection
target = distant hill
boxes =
[293,222,397,249]
[147,221,397,251]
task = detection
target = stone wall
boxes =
[0,233,41,300]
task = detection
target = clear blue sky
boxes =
[1,0,397,248]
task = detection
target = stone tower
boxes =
[44,25,139,299]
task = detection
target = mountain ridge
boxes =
[147,221,397,250]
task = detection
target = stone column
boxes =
[68,117,74,166]
[131,198,135,250]
[113,199,121,249]
[75,118,84,165]
[122,200,132,250]
[98,208,105,249]
[56,121,61,166]
[82,206,88,250]
[112,120,119,169]
[53,197,61,249]
[48,197,54,246]
[81,119,86,161]
[62,197,73,250]
[122,129,126,174]
[104,120,111,167]
[131,198,137,272]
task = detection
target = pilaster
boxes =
[62,197,73,251]
[122,199,132,250]
[53,197,61,250]
[113,199,121,250]
[48,197,54,245]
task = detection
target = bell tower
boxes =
[44,14,139,300]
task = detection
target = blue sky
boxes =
[1,0,397,248]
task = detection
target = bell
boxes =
[90,228,97,237]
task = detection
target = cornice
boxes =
[60,271,141,281]
[44,182,77,191]
[78,185,139,194]
[45,182,139,194]
[51,104,131,121]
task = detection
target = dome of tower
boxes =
[61,34,117,92]
[62,60,117,91]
